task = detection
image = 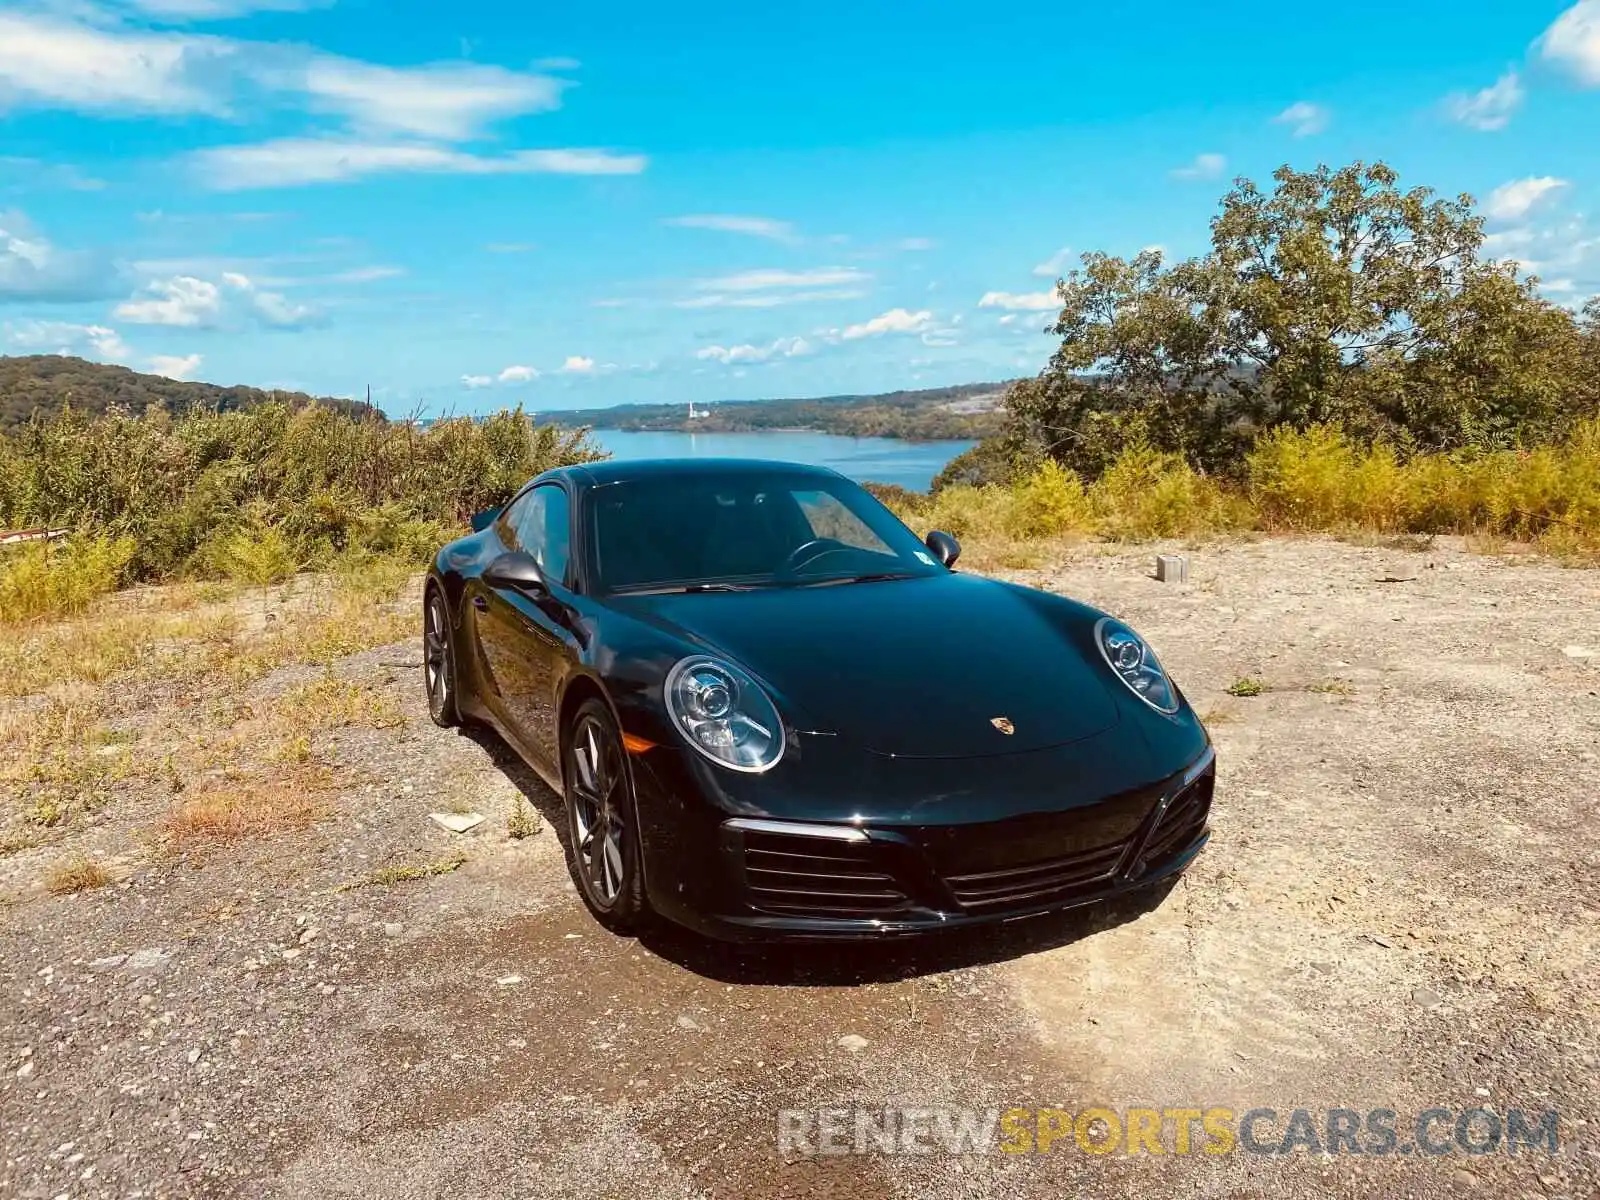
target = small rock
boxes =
[1561,645,1594,660]
[675,1014,705,1032]
[382,922,404,937]
[16,1061,35,1079]
[125,948,171,973]
[187,1048,202,1065]
[496,974,524,987]
[297,928,318,946]
[281,948,302,961]
[836,1034,869,1053]
[88,955,127,971]
[430,812,485,834]
[1451,1167,1478,1188]
[1413,987,1443,1010]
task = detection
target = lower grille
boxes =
[739,830,911,919]
[1139,774,1212,867]
[942,839,1128,912]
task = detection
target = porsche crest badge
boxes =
[990,717,1015,735]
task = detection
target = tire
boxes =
[563,698,648,931]
[423,587,461,729]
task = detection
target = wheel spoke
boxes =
[586,725,603,792]
[601,832,623,898]
[573,740,596,793]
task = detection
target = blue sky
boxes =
[2,0,1598,415]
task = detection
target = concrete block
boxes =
[1155,554,1189,584]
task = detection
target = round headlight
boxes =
[1094,617,1180,714]
[665,656,786,773]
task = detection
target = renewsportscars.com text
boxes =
[776,1106,1560,1158]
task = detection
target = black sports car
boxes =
[424,458,1214,940]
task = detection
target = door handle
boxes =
[471,595,489,611]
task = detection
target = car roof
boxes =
[555,457,847,488]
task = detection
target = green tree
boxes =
[1008,161,1590,475]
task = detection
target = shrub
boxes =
[0,533,136,625]
[1006,461,1093,538]
[0,403,604,582]
[1089,444,1241,540]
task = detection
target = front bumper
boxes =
[645,745,1215,942]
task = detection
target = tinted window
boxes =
[502,484,571,584]
[591,472,941,591]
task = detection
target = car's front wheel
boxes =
[423,588,461,729]
[563,698,647,931]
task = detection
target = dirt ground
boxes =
[2,535,1598,1200]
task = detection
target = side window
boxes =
[791,489,892,554]
[503,485,572,584]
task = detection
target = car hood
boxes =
[605,573,1120,758]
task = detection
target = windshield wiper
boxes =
[797,571,919,587]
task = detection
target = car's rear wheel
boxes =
[423,589,461,728]
[564,699,647,930]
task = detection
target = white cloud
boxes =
[1485,177,1569,222]
[1031,247,1073,278]
[695,337,812,365]
[0,156,106,192]
[1483,212,1600,295]
[534,57,581,71]
[559,355,595,374]
[294,58,565,140]
[664,215,797,242]
[147,352,203,380]
[497,364,539,383]
[696,266,869,293]
[1539,0,1600,85]
[115,271,317,329]
[978,290,1059,311]
[841,308,932,339]
[461,373,493,388]
[1170,153,1227,182]
[4,318,128,360]
[1444,70,1524,131]
[0,211,116,302]
[115,275,223,327]
[0,13,230,116]
[119,0,323,18]
[675,288,865,310]
[327,265,404,283]
[191,138,647,190]
[1273,101,1330,137]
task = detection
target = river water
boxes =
[586,429,972,492]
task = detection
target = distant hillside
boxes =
[0,356,377,429]
[535,381,1016,441]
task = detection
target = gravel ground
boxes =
[2,535,1597,1200]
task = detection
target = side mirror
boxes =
[925,529,961,568]
[484,550,549,597]
[469,506,502,534]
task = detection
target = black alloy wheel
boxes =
[564,699,647,929]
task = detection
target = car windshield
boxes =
[589,470,944,592]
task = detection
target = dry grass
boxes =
[888,421,1600,565]
[275,675,405,733]
[164,768,332,844]
[337,851,468,892]
[508,795,539,840]
[45,856,112,895]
